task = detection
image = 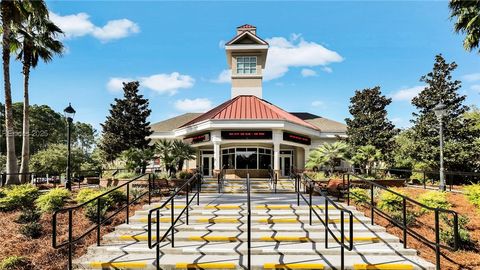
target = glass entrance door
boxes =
[202,156,214,177]
[280,156,291,177]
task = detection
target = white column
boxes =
[211,131,222,173]
[273,142,280,171]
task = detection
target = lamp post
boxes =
[433,102,447,191]
[64,103,76,190]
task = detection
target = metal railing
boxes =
[217,165,226,193]
[52,173,153,270]
[246,172,252,270]
[267,165,277,193]
[291,171,353,270]
[345,172,460,270]
[147,173,202,270]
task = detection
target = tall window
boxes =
[236,56,257,74]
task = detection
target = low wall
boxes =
[350,179,407,188]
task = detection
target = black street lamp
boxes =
[64,103,76,190]
[433,102,447,191]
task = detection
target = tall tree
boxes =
[410,54,478,171]
[99,81,152,162]
[15,12,63,183]
[449,0,480,53]
[345,86,398,161]
[1,0,47,184]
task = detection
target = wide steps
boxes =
[75,253,434,270]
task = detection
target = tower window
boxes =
[236,56,257,74]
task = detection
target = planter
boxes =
[85,177,100,185]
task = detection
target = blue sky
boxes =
[5,1,480,131]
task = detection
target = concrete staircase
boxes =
[74,193,435,270]
[202,178,295,193]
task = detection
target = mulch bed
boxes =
[0,194,162,270]
[350,187,480,270]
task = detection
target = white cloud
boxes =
[174,98,213,112]
[462,73,480,82]
[140,72,195,95]
[107,72,194,95]
[471,84,480,92]
[211,69,231,83]
[322,67,333,73]
[50,12,139,42]
[301,68,317,77]
[212,34,343,82]
[391,86,425,101]
[106,77,133,92]
[311,100,325,107]
[263,36,343,81]
[218,40,226,49]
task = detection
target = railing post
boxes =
[148,173,152,205]
[186,182,189,225]
[97,198,101,246]
[402,197,407,248]
[171,196,175,247]
[68,210,73,270]
[423,172,426,189]
[341,211,345,270]
[197,174,200,206]
[309,181,312,226]
[297,176,300,206]
[325,198,329,249]
[435,210,440,270]
[247,173,251,270]
[370,184,374,226]
[453,213,459,251]
[347,174,350,206]
[156,209,160,270]
[126,184,130,224]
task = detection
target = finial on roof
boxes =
[237,24,256,35]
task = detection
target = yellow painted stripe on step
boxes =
[137,217,171,223]
[353,264,414,270]
[197,218,240,223]
[90,261,148,268]
[264,263,324,269]
[259,218,299,223]
[176,263,236,269]
[118,235,149,241]
[260,236,310,242]
[188,236,238,242]
[346,237,380,242]
[205,205,241,209]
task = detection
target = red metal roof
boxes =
[179,95,319,130]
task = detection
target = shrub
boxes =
[392,211,417,226]
[377,189,404,213]
[440,214,476,250]
[104,188,127,205]
[177,171,193,180]
[464,183,480,209]
[0,184,39,211]
[15,209,40,224]
[35,188,71,213]
[19,222,42,238]
[0,256,31,270]
[131,188,143,201]
[418,191,450,213]
[76,188,98,203]
[157,171,170,180]
[350,188,369,205]
[76,188,113,222]
[116,172,137,180]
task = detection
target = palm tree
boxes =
[449,0,480,53]
[155,139,175,176]
[15,14,63,183]
[171,140,196,171]
[1,0,46,185]
[351,145,382,176]
[306,142,348,175]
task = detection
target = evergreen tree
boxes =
[410,54,478,172]
[345,86,398,161]
[99,81,152,162]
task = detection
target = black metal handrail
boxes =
[344,172,459,270]
[246,172,252,270]
[267,165,277,193]
[52,173,152,270]
[217,165,226,193]
[292,171,353,270]
[147,173,202,270]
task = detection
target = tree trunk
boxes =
[19,59,31,183]
[2,3,19,185]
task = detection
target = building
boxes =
[149,25,347,178]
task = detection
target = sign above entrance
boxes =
[183,132,211,144]
[283,132,311,145]
[222,131,272,140]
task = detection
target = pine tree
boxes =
[99,81,152,162]
[410,54,477,171]
[345,86,398,161]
